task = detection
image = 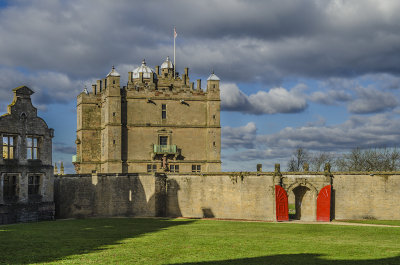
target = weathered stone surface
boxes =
[74,62,221,174]
[0,86,55,224]
[54,172,400,221]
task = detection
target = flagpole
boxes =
[173,27,176,79]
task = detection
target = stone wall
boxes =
[54,173,160,219]
[54,172,400,221]
[333,173,400,220]
[54,173,276,221]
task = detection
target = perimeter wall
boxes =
[54,172,400,221]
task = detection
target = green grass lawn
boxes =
[336,220,400,226]
[1,218,400,265]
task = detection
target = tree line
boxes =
[286,147,400,172]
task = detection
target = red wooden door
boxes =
[275,185,289,221]
[317,185,331,222]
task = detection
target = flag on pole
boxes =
[174,27,177,79]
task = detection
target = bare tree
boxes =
[311,152,334,172]
[286,148,310,171]
[335,147,400,172]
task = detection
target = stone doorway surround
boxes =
[274,172,332,222]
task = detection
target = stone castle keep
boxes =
[2,58,400,224]
[73,57,221,174]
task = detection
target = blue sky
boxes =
[1,0,400,173]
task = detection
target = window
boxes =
[161,104,166,119]
[170,165,179,173]
[147,164,157,172]
[159,136,168,146]
[192,165,201,173]
[3,175,17,201]
[28,175,40,195]
[2,135,15,159]
[27,137,39,159]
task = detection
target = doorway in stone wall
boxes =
[289,185,314,221]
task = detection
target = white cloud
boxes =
[222,122,257,149]
[220,83,307,114]
[348,86,398,113]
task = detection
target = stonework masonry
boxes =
[0,86,55,224]
[54,172,400,221]
[74,59,221,174]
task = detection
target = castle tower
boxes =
[74,58,221,173]
[101,66,122,173]
[206,72,221,172]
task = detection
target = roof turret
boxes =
[161,56,174,69]
[106,65,120,77]
[132,59,155,79]
[207,71,220,81]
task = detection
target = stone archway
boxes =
[287,182,318,221]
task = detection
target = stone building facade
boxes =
[0,86,55,224]
[74,57,221,174]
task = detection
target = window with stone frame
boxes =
[147,164,157,172]
[192,165,201,173]
[3,175,18,201]
[28,175,40,195]
[170,164,179,173]
[161,104,166,119]
[159,136,168,146]
[26,136,40,160]
[2,135,16,159]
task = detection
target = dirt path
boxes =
[279,220,400,228]
[177,217,400,227]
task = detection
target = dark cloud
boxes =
[220,83,308,114]
[0,0,400,84]
[0,67,91,106]
[54,143,75,155]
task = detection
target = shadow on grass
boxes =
[171,254,400,265]
[0,217,192,264]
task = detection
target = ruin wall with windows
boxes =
[0,86,55,224]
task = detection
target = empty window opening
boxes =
[170,165,179,173]
[3,175,17,201]
[113,112,116,117]
[192,165,201,173]
[28,175,40,195]
[161,104,167,119]
[27,136,39,159]
[113,140,116,145]
[3,135,15,159]
[113,80,116,84]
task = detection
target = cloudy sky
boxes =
[1,0,400,173]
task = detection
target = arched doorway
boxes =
[288,184,316,221]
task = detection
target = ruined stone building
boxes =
[0,86,55,224]
[73,57,221,174]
